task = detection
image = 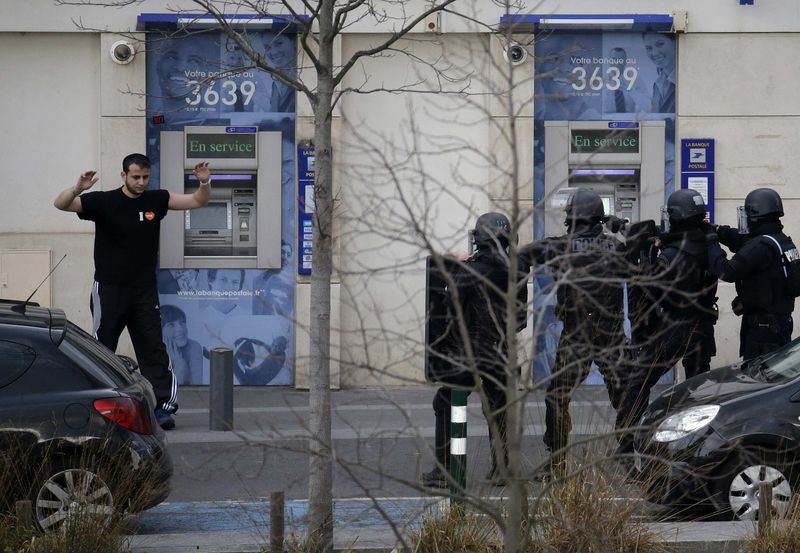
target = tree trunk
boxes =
[503,27,527,552]
[307,2,335,552]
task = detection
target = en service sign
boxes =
[186,133,257,159]
[570,128,640,155]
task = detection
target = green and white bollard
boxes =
[449,389,468,497]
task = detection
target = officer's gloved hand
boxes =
[699,221,718,243]
[716,224,737,242]
[731,296,744,316]
[605,215,628,234]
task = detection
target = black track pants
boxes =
[90,282,177,413]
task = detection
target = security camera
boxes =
[503,42,528,66]
[110,40,136,65]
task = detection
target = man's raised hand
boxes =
[192,161,211,183]
[75,171,98,193]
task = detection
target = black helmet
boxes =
[565,188,604,222]
[473,212,512,249]
[744,188,784,219]
[666,189,706,221]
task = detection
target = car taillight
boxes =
[93,397,154,435]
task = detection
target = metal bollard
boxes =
[759,481,773,535]
[270,491,285,553]
[209,347,234,431]
[449,389,468,498]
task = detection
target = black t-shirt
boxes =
[78,188,170,286]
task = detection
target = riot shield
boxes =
[424,256,473,386]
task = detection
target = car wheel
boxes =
[33,467,115,532]
[718,449,794,521]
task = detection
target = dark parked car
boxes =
[0,301,172,531]
[633,338,800,520]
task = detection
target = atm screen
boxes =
[190,202,230,230]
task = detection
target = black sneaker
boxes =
[421,467,447,488]
[532,458,565,483]
[531,465,552,483]
[155,408,176,431]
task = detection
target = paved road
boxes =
[132,385,643,535]
[164,386,628,500]
[120,385,758,553]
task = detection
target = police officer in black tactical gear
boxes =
[707,187,797,359]
[616,188,719,456]
[422,212,528,488]
[519,188,630,480]
[656,189,719,378]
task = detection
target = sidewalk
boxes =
[127,523,759,553]
[124,385,755,553]
[128,503,758,553]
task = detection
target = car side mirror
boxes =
[117,355,139,374]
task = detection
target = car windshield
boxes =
[743,337,800,383]
[62,322,137,386]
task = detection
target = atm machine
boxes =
[159,126,283,269]
[544,120,665,234]
[540,119,671,385]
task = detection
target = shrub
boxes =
[411,507,501,553]
[528,464,669,553]
[0,514,36,553]
[742,496,800,553]
[26,511,128,553]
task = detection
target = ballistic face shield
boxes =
[660,207,671,234]
[740,187,784,233]
[662,188,707,234]
[737,206,749,234]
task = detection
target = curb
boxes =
[127,521,758,553]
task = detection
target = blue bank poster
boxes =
[532,31,677,384]
[146,30,297,386]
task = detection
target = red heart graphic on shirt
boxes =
[145,212,155,221]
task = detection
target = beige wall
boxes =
[4,1,800,34]
[0,31,144,356]
[4,16,800,386]
[678,33,800,369]
[336,34,511,386]
[0,33,99,331]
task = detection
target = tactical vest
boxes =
[554,231,625,324]
[658,232,718,321]
[737,233,796,316]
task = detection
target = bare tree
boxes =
[57,1,463,550]
[50,1,739,551]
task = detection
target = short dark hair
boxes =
[161,304,187,326]
[123,153,151,173]
[208,269,246,290]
